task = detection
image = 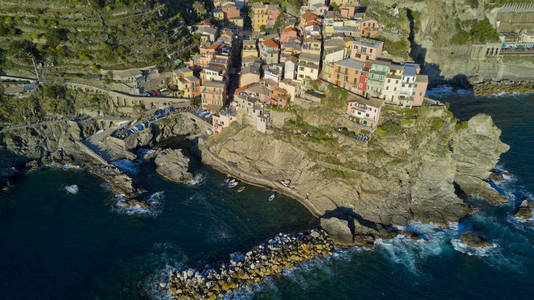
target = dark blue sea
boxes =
[1,92,534,299]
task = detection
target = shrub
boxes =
[467,0,479,8]
[378,120,403,136]
[430,117,445,131]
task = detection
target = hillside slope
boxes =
[0,0,201,78]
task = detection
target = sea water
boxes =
[1,93,534,299]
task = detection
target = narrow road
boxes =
[0,116,133,134]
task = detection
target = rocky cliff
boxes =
[369,0,534,83]
[0,113,205,195]
[200,105,509,246]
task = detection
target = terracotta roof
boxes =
[282,27,298,34]
[262,39,279,48]
[301,12,319,22]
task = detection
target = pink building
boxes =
[222,4,240,19]
[346,98,383,128]
[340,6,355,18]
[267,7,281,27]
[202,81,227,112]
[212,107,237,133]
[350,39,383,62]
[280,27,298,43]
[412,75,428,106]
[360,18,378,38]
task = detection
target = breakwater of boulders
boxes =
[473,80,534,96]
[154,229,334,299]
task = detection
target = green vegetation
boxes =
[324,85,348,109]
[377,120,403,137]
[430,117,445,131]
[266,106,297,114]
[375,35,410,59]
[451,18,499,45]
[467,0,479,8]
[0,0,198,76]
[455,120,469,130]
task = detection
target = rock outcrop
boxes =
[459,231,492,248]
[200,106,509,245]
[514,200,534,220]
[320,217,353,245]
[453,114,510,204]
[154,149,193,183]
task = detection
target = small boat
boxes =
[227,179,238,188]
[268,193,276,201]
[237,186,246,193]
[221,175,232,186]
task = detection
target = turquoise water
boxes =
[1,93,534,299]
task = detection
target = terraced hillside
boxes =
[0,0,204,78]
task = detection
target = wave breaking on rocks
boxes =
[150,229,334,299]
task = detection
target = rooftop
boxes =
[348,96,383,108]
[203,80,226,88]
[353,38,384,48]
[262,39,280,49]
[336,59,365,70]
[174,67,192,75]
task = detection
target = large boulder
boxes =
[154,149,193,183]
[320,217,353,245]
[514,207,532,220]
[453,114,510,204]
[459,231,492,248]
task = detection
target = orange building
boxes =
[271,86,291,109]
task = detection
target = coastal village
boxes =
[168,0,431,136]
[0,1,532,300]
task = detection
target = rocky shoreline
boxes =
[154,229,335,300]
[473,80,534,96]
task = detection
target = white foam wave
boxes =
[64,184,79,194]
[186,172,207,186]
[62,164,81,170]
[426,85,473,100]
[450,239,496,256]
[375,221,459,273]
[111,191,165,217]
[111,159,140,175]
[138,148,157,160]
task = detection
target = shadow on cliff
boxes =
[322,206,379,235]
[406,9,473,90]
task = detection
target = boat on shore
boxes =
[222,175,239,188]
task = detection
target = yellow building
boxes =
[250,3,280,31]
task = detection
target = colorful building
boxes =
[260,39,280,64]
[212,106,237,133]
[177,76,201,98]
[349,39,383,62]
[271,86,291,108]
[281,27,299,43]
[201,81,227,112]
[359,18,379,38]
[250,3,280,31]
[297,53,321,81]
[346,97,382,128]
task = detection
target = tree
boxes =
[192,1,207,18]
